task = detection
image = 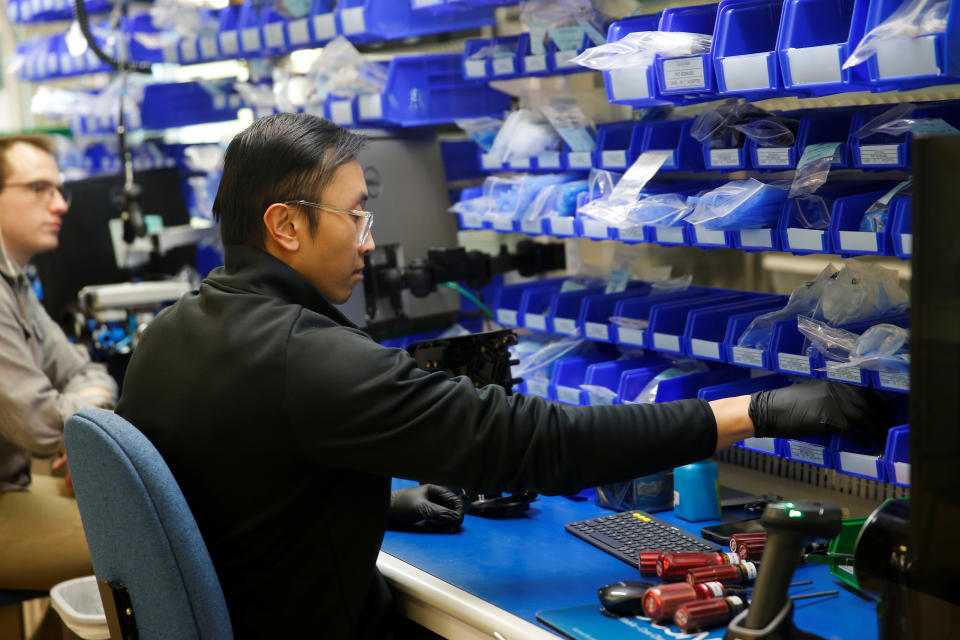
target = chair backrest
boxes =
[65,409,233,640]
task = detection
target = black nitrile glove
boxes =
[387,484,464,532]
[748,380,895,446]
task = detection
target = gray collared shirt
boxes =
[0,254,117,491]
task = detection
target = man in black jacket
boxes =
[116,113,889,639]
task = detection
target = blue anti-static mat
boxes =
[537,603,727,640]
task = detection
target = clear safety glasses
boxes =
[284,200,374,246]
[3,180,73,207]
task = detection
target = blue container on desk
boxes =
[884,425,910,487]
[601,14,671,107]
[337,0,496,44]
[829,188,897,256]
[645,291,751,354]
[654,4,720,100]
[684,296,788,361]
[713,0,789,99]
[610,288,711,348]
[674,461,721,522]
[889,196,912,259]
[777,0,872,95]
[594,122,638,171]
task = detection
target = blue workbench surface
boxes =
[382,480,878,639]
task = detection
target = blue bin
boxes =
[779,434,834,468]
[831,432,886,482]
[684,296,788,360]
[819,312,909,388]
[713,0,789,99]
[828,188,896,256]
[617,364,676,404]
[637,119,706,172]
[578,284,661,343]
[779,197,832,255]
[453,186,485,230]
[654,4,720,99]
[849,106,910,169]
[582,356,670,405]
[551,352,619,405]
[724,308,779,370]
[462,35,524,80]
[749,109,851,171]
[777,0,871,95]
[139,81,242,130]
[521,285,566,333]
[889,196,912,259]
[648,366,751,402]
[546,285,616,336]
[217,4,242,59]
[237,1,266,57]
[337,0,496,44]
[733,218,785,252]
[770,318,821,378]
[645,291,751,354]
[610,288,713,347]
[283,0,336,50]
[594,121,638,171]
[883,425,910,487]
[491,277,568,327]
[601,14,671,107]
[441,140,485,183]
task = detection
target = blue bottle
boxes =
[673,460,721,521]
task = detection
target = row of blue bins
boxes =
[489,277,909,394]
[598,0,960,106]
[6,0,111,23]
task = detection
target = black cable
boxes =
[72,0,152,73]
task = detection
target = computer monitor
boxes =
[33,168,196,322]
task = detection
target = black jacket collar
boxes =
[210,244,359,329]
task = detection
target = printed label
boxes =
[705,582,724,597]
[901,233,913,255]
[826,363,863,383]
[878,371,910,390]
[617,327,646,346]
[690,339,720,360]
[756,147,792,166]
[778,353,811,375]
[480,153,500,170]
[894,461,910,485]
[839,451,880,478]
[558,387,583,405]
[743,437,777,453]
[732,347,764,367]
[710,148,741,167]
[797,142,841,168]
[341,7,365,34]
[526,379,549,397]
[461,213,483,228]
[654,226,684,244]
[492,57,515,75]
[619,226,645,240]
[567,152,592,168]
[524,314,546,331]
[496,309,518,326]
[553,318,578,335]
[859,144,900,166]
[662,56,706,90]
[786,44,842,85]
[739,228,773,248]
[199,36,218,59]
[492,217,514,231]
[537,152,560,168]
[601,150,627,167]
[789,441,825,466]
[585,323,609,341]
[549,25,586,51]
[605,268,629,294]
[330,101,354,124]
[524,55,547,74]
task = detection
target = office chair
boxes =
[64,409,234,640]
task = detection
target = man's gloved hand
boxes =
[387,484,465,532]
[748,380,895,445]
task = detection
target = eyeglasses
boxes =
[2,180,72,207]
[284,200,374,247]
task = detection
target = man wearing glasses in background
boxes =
[0,135,117,592]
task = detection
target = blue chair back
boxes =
[65,409,233,640]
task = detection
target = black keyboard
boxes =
[565,510,722,566]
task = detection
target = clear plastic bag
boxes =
[540,101,597,153]
[843,0,949,70]
[860,180,912,232]
[483,173,578,224]
[798,317,910,372]
[690,100,771,146]
[797,315,860,361]
[731,117,799,148]
[455,117,503,152]
[851,103,917,139]
[685,179,790,230]
[626,359,709,404]
[511,336,589,378]
[572,30,712,70]
[814,259,909,326]
[624,192,693,226]
[525,180,589,221]
[789,143,842,198]
[520,0,610,56]
[578,152,671,227]
[787,194,832,230]
[306,35,387,100]
[488,109,562,163]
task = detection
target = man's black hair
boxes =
[213,113,367,248]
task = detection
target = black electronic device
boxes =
[701,518,765,546]
[406,329,520,392]
[597,580,657,617]
[566,510,722,566]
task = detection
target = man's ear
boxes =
[263,203,300,253]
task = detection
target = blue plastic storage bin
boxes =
[337,0,496,44]
[779,434,834,468]
[832,434,886,480]
[884,425,910,487]
[724,307,779,370]
[828,188,896,256]
[453,186,485,230]
[139,81,242,130]
[610,288,713,347]
[617,364,676,404]
[645,291,750,354]
[647,366,751,403]
[683,296,788,361]
[521,285,566,333]
[749,109,851,171]
[889,196,912,259]
[462,35,524,80]
[779,197,832,254]
[654,3,720,99]
[600,14,671,106]
[581,356,669,405]
[713,0,788,98]
[770,318,821,378]
[849,106,910,169]
[637,119,706,172]
[819,312,909,387]
[217,3,242,59]
[492,277,567,327]
[547,285,614,336]
[551,352,619,405]
[578,284,661,343]
[594,122,638,171]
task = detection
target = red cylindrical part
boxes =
[674,596,747,632]
[736,539,767,561]
[641,583,697,621]
[686,562,758,586]
[729,532,766,552]
[691,580,728,599]
[656,552,740,581]
[638,551,662,576]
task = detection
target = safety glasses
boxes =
[284,200,374,246]
[2,180,72,207]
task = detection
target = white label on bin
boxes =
[695,226,726,245]
[330,101,354,124]
[510,157,531,169]
[537,152,561,168]
[313,14,336,40]
[558,386,582,405]
[859,144,900,166]
[465,59,487,78]
[732,346,764,367]
[879,371,910,390]
[618,327,646,346]
[525,314,546,331]
[662,56,706,90]
[778,353,811,375]
[827,362,863,383]
[895,461,910,485]
[582,219,608,238]
[526,379,549,397]
[653,333,680,352]
[691,339,720,360]
[588,391,614,406]
[219,31,239,56]
[721,52,772,91]
[756,147,791,166]
[743,437,777,454]
[610,66,650,101]
[839,451,880,478]
[524,55,547,74]
[585,322,609,341]
[493,57,515,75]
[238,28,259,54]
[521,219,544,234]
[480,153,500,170]
[162,44,178,63]
[461,213,483,228]
[181,38,198,62]
[60,53,72,73]
[787,228,824,252]
[839,230,878,253]
[213,94,227,110]
[497,309,518,326]
[413,0,443,6]
[787,44,842,85]
[901,233,913,255]
[739,228,773,248]
[789,441,825,466]
[358,94,382,120]
[551,217,575,235]
[341,7,365,34]
[492,216,514,231]
[265,22,285,48]
[620,226,645,240]
[568,151,592,168]
[553,318,578,335]
[876,35,939,79]
[229,94,242,109]
[554,49,579,68]
[710,148,740,167]
[288,19,309,45]
[602,150,627,167]
[199,36,218,59]
[654,226,684,244]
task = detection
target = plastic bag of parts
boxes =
[482,173,579,224]
[588,168,622,201]
[860,180,912,232]
[851,103,917,140]
[843,0,949,70]
[685,179,790,230]
[520,0,610,56]
[731,117,799,148]
[690,100,772,148]
[307,36,388,99]
[572,30,712,70]
[524,179,589,221]
[233,81,277,110]
[624,192,693,227]
[738,264,839,349]
[626,359,709,405]
[789,143,844,198]
[578,152,672,227]
[511,336,591,379]
[786,194,832,230]
[455,117,503,152]
[813,259,909,327]
[798,316,910,372]
[866,117,960,138]
[540,101,598,153]
[488,109,562,164]
[468,41,519,61]
[448,191,493,218]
